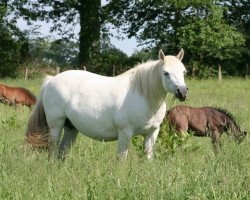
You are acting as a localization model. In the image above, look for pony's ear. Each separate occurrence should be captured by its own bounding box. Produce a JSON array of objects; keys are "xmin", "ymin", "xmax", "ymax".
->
[
  {"xmin": 176, "ymin": 48, "xmax": 184, "ymax": 61},
  {"xmin": 159, "ymin": 49, "xmax": 165, "ymax": 62}
]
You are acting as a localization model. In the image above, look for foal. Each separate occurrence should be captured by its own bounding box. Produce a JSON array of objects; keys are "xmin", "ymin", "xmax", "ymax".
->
[
  {"xmin": 0, "ymin": 84, "xmax": 36, "ymax": 109},
  {"xmin": 166, "ymin": 105, "xmax": 247, "ymax": 153}
]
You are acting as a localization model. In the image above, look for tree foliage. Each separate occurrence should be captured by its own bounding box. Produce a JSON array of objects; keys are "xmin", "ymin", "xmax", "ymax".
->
[
  {"xmin": 0, "ymin": 22, "xmax": 19, "ymax": 77},
  {"xmin": 26, "ymin": 37, "xmax": 79, "ymax": 68},
  {"xmin": 220, "ymin": 0, "xmax": 250, "ymax": 65},
  {"xmin": 45, "ymin": 39, "xmax": 79, "ymax": 67},
  {"xmin": 105, "ymin": 0, "xmax": 247, "ymax": 77},
  {"xmin": 178, "ymin": 6, "xmax": 245, "ymax": 63},
  {"xmin": 105, "ymin": 0, "xmax": 213, "ymax": 52},
  {"xmin": 0, "ymin": 1, "xmax": 29, "ymax": 77}
]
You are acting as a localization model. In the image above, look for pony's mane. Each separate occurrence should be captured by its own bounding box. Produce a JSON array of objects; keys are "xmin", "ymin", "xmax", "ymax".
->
[
  {"xmin": 128, "ymin": 60, "xmax": 166, "ymax": 105},
  {"xmin": 213, "ymin": 107, "xmax": 240, "ymax": 129},
  {"xmin": 20, "ymin": 87, "xmax": 36, "ymax": 100},
  {"xmin": 117, "ymin": 67, "xmax": 137, "ymax": 77}
]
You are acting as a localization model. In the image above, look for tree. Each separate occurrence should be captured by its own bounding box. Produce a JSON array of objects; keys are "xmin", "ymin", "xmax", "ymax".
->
[
  {"xmin": 219, "ymin": 0, "xmax": 250, "ymax": 41},
  {"xmin": 177, "ymin": 6, "xmax": 245, "ymax": 76},
  {"xmin": 45, "ymin": 39, "xmax": 79, "ymax": 68},
  {"xmin": 91, "ymin": 48, "xmax": 129, "ymax": 76},
  {"xmin": 22, "ymin": 37, "xmax": 79, "ymax": 69},
  {"xmin": 13, "ymin": 0, "xmax": 101, "ymax": 68},
  {"xmin": 220, "ymin": 0, "xmax": 250, "ymax": 75},
  {"xmin": 0, "ymin": 0, "xmax": 29, "ymax": 77},
  {"xmin": 89, "ymin": 32, "xmax": 129, "ymax": 76},
  {"xmin": 0, "ymin": 22, "xmax": 19, "ymax": 77},
  {"xmin": 105, "ymin": 0, "xmax": 213, "ymax": 53},
  {"xmin": 106, "ymin": 1, "xmax": 247, "ymax": 76}
]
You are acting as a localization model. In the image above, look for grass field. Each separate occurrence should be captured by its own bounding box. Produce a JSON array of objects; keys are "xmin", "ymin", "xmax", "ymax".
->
[{"xmin": 0, "ymin": 77, "xmax": 249, "ymax": 199}]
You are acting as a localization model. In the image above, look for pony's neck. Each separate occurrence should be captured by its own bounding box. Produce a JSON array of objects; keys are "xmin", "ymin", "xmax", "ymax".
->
[{"xmin": 131, "ymin": 60, "xmax": 166, "ymax": 109}]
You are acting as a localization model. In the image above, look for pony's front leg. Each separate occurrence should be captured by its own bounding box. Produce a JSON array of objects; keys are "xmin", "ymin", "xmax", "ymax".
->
[
  {"xmin": 117, "ymin": 129, "xmax": 132, "ymax": 161},
  {"xmin": 144, "ymin": 127, "xmax": 160, "ymax": 160},
  {"xmin": 211, "ymin": 130, "xmax": 221, "ymax": 154}
]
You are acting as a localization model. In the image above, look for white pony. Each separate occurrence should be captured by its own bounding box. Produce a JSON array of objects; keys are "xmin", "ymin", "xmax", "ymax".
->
[{"xmin": 26, "ymin": 49, "xmax": 188, "ymax": 160}]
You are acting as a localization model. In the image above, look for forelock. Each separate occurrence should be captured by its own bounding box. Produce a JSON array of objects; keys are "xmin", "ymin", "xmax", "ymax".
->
[{"xmin": 163, "ymin": 56, "xmax": 185, "ymax": 72}]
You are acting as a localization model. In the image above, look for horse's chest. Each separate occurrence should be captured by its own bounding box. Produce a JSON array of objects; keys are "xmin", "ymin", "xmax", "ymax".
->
[{"xmin": 117, "ymin": 103, "xmax": 166, "ymax": 135}]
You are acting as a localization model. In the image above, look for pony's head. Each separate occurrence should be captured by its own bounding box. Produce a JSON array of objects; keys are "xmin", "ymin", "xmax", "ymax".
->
[
  {"xmin": 159, "ymin": 49, "xmax": 188, "ymax": 101},
  {"xmin": 240, "ymin": 131, "xmax": 247, "ymax": 143},
  {"xmin": 235, "ymin": 130, "xmax": 247, "ymax": 144}
]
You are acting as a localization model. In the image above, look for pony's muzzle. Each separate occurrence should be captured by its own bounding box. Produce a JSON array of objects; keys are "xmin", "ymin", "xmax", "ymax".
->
[
  {"xmin": 238, "ymin": 131, "xmax": 247, "ymax": 144},
  {"xmin": 176, "ymin": 86, "xmax": 188, "ymax": 101}
]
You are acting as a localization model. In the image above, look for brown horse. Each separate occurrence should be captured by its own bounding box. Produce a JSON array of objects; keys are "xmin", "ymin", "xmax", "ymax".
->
[
  {"xmin": 0, "ymin": 83, "xmax": 36, "ymax": 109},
  {"xmin": 166, "ymin": 105, "xmax": 247, "ymax": 153}
]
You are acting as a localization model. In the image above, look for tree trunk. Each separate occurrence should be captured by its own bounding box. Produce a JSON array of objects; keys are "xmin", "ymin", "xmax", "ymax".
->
[{"xmin": 78, "ymin": 0, "xmax": 101, "ymax": 68}]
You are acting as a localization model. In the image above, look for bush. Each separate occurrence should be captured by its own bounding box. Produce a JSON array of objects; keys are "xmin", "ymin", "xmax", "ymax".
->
[{"xmin": 131, "ymin": 118, "xmax": 190, "ymax": 159}]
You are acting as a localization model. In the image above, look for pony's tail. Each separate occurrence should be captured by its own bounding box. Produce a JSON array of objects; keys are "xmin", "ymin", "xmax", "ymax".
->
[{"xmin": 25, "ymin": 75, "xmax": 53, "ymax": 149}]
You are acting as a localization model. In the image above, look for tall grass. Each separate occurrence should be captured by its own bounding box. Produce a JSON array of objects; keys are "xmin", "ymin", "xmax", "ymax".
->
[{"xmin": 0, "ymin": 78, "xmax": 249, "ymax": 199}]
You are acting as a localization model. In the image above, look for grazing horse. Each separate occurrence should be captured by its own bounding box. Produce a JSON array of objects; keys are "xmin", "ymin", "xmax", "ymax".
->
[
  {"xmin": 26, "ymin": 49, "xmax": 188, "ymax": 160},
  {"xmin": 166, "ymin": 105, "xmax": 247, "ymax": 153},
  {"xmin": 0, "ymin": 84, "xmax": 36, "ymax": 109}
]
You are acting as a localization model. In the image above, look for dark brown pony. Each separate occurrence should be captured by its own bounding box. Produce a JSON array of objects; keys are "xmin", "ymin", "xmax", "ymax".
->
[
  {"xmin": 166, "ymin": 105, "xmax": 247, "ymax": 153},
  {"xmin": 0, "ymin": 83, "xmax": 36, "ymax": 109}
]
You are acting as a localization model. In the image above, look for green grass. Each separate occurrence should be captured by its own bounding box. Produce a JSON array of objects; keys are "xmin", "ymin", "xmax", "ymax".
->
[{"xmin": 0, "ymin": 78, "xmax": 249, "ymax": 199}]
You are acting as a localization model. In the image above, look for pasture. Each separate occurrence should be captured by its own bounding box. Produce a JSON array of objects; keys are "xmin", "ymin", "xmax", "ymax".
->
[{"xmin": 0, "ymin": 77, "xmax": 249, "ymax": 199}]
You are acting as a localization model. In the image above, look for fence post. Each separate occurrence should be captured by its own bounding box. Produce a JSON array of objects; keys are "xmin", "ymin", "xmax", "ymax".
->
[
  {"xmin": 192, "ymin": 67, "xmax": 196, "ymax": 79},
  {"xmin": 246, "ymin": 64, "xmax": 249, "ymax": 79},
  {"xmin": 218, "ymin": 64, "xmax": 222, "ymax": 81},
  {"xmin": 56, "ymin": 67, "xmax": 60, "ymax": 74},
  {"xmin": 113, "ymin": 65, "xmax": 116, "ymax": 76},
  {"xmin": 83, "ymin": 66, "xmax": 86, "ymax": 71},
  {"xmin": 25, "ymin": 68, "xmax": 29, "ymax": 80}
]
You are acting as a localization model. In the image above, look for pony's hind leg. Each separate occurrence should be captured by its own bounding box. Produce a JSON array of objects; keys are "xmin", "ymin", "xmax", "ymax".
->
[
  {"xmin": 47, "ymin": 118, "xmax": 65, "ymax": 158},
  {"xmin": 59, "ymin": 126, "xmax": 78, "ymax": 160}
]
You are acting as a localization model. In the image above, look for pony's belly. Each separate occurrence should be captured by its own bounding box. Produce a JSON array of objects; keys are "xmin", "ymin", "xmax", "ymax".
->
[
  {"xmin": 71, "ymin": 120, "xmax": 118, "ymax": 142},
  {"xmin": 79, "ymin": 127, "xmax": 118, "ymax": 141}
]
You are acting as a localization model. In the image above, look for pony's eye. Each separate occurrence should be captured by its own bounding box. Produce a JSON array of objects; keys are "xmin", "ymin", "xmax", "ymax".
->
[{"xmin": 164, "ymin": 71, "xmax": 169, "ymax": 76}]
